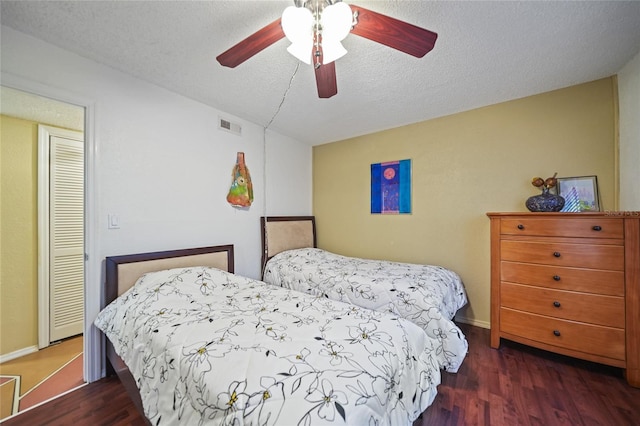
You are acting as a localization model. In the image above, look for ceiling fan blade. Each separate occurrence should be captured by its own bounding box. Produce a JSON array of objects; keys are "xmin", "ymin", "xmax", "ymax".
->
[
  {"xmin": 216, "ymin": 18, "xmax": 285, "ymax": 68},
  {"xmin": 315, "ymin": 62, "xmax": 338, "ymax": 98},
  {"xmin": 349, "ymin": 4, "xmax": 437, "ymax": 58}
]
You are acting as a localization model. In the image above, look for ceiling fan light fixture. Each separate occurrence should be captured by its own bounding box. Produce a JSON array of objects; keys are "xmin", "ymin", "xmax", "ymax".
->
[
  {"xmin": 319, "ymin": 2, "xmax": 352, "ymax": 65},
  {"xmin": 320, "ymin": 40, "xmax": 347, "ymax": 64},
  {"xmin": 286, "ymin": 41, "xmax": 314, "ymax": 64},
  {"xmin": 282, "ymin": 6, "xmax": 314, "ymax": 63},
  {"xmin": 321, "ymin": 2, "xmax": 352, "ymax": 42}
]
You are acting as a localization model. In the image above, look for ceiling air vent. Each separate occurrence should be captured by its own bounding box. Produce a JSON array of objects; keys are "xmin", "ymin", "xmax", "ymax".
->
[{"xmin": 218, "ymin": 117, "xmax": 242, "ymax": 136}]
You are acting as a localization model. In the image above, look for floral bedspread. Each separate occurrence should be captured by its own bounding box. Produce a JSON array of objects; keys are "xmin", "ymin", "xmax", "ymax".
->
[
  {"xmin": 263, "ymin": 248, "xmax": 469, "ymax": 372},
  {"xmin": 95, "ymin": 266, "xmax": 442, "ymax": 426}
]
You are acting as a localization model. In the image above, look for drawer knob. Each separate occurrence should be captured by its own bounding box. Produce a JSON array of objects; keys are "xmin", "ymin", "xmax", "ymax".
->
[
  {"xmin": 592, "ymin": 225, "xmax": 602, "ymax": 231},
  {"xmin": 517, "ymin": 224, "xmax": 525, "ymax": 230},
  {"xmin": 553, "ymin": 330, "xmax": 561, "ymax": 337},
  {"xmin": 553, "ymin": 275, "xmax": 561, "ymax": 281},
  {"xmin": 553, "ymin": 301, "xmax": 561, "ymax": 308},
  {"xmin": 553, "ymin": 252, "xmax": 561, "ymax": 258}
]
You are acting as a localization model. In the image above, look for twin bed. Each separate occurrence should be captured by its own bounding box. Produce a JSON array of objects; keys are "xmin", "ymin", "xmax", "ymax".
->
[{"xmin": 96, "ymin": 216, "xmax": 468, "ymax": 425}]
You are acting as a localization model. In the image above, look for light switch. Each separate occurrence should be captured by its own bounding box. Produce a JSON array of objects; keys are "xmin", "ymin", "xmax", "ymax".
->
[{"xmin": 108, "ymin": 214, "xmax": 120, "ymax": 229}]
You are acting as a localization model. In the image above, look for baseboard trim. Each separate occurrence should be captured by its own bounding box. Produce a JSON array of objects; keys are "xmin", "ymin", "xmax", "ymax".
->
[
  {"xmin": 0, "ymin": 345, "xmax": 39, "ymax": 363},
  {"xmin": 455, "ymin": 316, "xmax": 490, "ymax": 329}
]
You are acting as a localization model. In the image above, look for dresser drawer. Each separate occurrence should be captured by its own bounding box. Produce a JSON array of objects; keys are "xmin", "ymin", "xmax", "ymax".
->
[
  {"xmin": 501, "ymin": 217, "xmax": 623, "ymax": 239},
  {"xmin": 500, "ymin": 282, "xmax": 625, "ymax": 328},
  {"xmin": 500, "ymin": 308, "xmax": 625, "ymax": 361},
  {"xmin": 501, "ymin": 240, "xmax": 624, "ymax": 270},
  {"xmin": 501, "ymin": 262, "xmax": 624, "ymax": 296}
]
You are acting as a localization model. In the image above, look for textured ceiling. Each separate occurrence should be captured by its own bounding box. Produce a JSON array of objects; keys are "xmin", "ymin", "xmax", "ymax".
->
[
  {"xmin": 0, "ymin": 86, "xmax": 85, "ymax": 131},
  {"xmin": 2, "ymin": 1, "xmax": 640, "ymax": 145}
]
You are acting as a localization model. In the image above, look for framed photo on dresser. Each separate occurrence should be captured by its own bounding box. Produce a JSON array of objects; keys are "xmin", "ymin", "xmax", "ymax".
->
[{"xmin": 557, "ymin": 175, "xmax": 600, "ymax": 212}]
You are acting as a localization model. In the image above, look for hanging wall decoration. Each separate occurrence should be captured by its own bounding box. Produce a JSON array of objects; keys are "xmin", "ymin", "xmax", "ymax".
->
[
  {"xmin": 227, "ymin": 152, "xmax": 254, "ymax": 208},
  {"xmin": 371, "ymin": 159, "xmax": 412, "ymax": 214}
]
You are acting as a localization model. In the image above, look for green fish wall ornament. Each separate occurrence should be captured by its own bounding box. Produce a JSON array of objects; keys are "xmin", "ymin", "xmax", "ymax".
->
[{"xmin": 227, "ymin": 152, "xmax": 253, "ymax": 208}]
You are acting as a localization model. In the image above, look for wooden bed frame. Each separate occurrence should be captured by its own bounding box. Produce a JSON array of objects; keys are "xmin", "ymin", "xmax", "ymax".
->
[
  {"xmin": 102, "ymin": 245, "xmax": 234, "ymax": 425},
  {"xmin": 260, "ymin": 216, "xmax": 316, "ymax": 275}
]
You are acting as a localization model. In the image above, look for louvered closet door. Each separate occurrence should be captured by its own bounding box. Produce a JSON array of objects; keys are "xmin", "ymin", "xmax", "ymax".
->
[{"xmin": 49, "ymin": 136, "xmax": 84, "ymax": 342}]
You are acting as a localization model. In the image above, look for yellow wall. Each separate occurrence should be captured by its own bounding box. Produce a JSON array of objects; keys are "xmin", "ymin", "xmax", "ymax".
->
[
  {"xmin": 0, "ymin": 115, "xmax": 39, "ymax": 354},
  {"xmin": 313, "ymin": 78, "xmax": 617, "ymax": 328}
]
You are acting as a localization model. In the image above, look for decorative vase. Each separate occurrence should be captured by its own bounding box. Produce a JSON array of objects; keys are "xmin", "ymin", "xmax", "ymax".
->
[{"xmin": 526, "ymin": 187, "xmax": 565, "ymax": 212}]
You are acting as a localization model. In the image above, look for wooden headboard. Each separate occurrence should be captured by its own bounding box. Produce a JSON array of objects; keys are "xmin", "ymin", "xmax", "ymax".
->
[
  {"xmin": 261, "ymin": 216, "xmax": 316, "ymax": 274},
  {"xmin": 104, "ymin": 245, "xmax": 234, "ymax": 307},
  {"xmin": 102, "ymin": 244, "xmax": 234, "ymax": 425}
]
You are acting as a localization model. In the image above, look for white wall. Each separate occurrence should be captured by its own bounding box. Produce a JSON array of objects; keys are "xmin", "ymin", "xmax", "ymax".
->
[
  {"xmin": 618, "ymin": 51, "xmax": 640, "ymax": 210},
  {"xmin": 1, "ymin": 25, "xmax": 312, "ymax": 380}
]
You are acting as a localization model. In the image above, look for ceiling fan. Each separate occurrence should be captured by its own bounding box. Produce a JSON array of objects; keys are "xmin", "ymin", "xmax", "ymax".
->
[{"xmin": 216, "ymin": 0, "xmax": 437, "ymax": 99}]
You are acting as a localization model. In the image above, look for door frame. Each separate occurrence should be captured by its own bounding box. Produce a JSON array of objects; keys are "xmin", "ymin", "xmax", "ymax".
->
[
  {"xmin": 37, "ymin": 124, "xmax": 85, "ymax": 349},
  {"xmin": 2, "ymin": 72, "xmax": 101, "ymax": 383}
]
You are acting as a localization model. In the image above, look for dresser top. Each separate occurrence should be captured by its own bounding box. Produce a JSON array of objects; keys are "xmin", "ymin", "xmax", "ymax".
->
[{"xmin": 487, "ymin": 211, "xmax": 639, "ymax": 218}]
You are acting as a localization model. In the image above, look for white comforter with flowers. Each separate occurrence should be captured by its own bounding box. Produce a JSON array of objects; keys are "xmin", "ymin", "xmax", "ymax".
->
[
  {"xmin": 95, "ymin": 266, "xmax": 442, "ymax": 426},
  {"xmin": 264, "ymin": 248, "xmax": 469, "ymax": 372}
]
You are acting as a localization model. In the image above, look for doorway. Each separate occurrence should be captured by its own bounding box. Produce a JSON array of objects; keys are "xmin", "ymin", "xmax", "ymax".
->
[{"xmin": 0, "ymin": 85, "xmax": 86, "ymax": 419}]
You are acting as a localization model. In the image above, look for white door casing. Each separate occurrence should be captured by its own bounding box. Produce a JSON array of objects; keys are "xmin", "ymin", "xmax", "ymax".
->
[
  {"xmin": 4, "ymin": 71, "xmax": 100, "ymax": 383},
  {"xmin": 4, "ymin": 72, "xmax": 107, "ymax": 384}
]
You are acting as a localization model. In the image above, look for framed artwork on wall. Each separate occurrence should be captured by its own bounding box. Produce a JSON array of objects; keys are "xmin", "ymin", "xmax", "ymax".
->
[
  {"xmin": 557, "ymin": 175, "xmax": 600, "ymax": 212},
  {"xmin": 371, "ymin": 159, "xmax": 411, "ymax": 214}
]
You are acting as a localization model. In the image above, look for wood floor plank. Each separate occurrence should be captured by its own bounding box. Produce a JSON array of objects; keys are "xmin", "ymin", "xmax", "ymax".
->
[
  {"xmin": 418, "ymin": 324, "xmax": 640, "ymax": 426},
  {"xmin": 4, "ymin": 324, "xmax": 640, "ymax": 425},
  {"xmin": 1, "ymin": 377, "xmax": 145, "ymax": 426}
]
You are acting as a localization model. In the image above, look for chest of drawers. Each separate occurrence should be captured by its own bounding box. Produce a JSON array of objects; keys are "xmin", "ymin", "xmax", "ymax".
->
[{"xmin": 487, "ymin": 212, "xmax": 639, "ymax": 387}]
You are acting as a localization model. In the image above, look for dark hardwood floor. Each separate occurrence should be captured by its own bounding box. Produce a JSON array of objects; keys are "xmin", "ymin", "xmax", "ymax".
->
[
  {"xmin": 416, "ymin": 324, "xmax": 640, "ymax": 426},
  {"xmin": 4, "ymin": 323, "xmax": 638, "ymax": 426}
]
